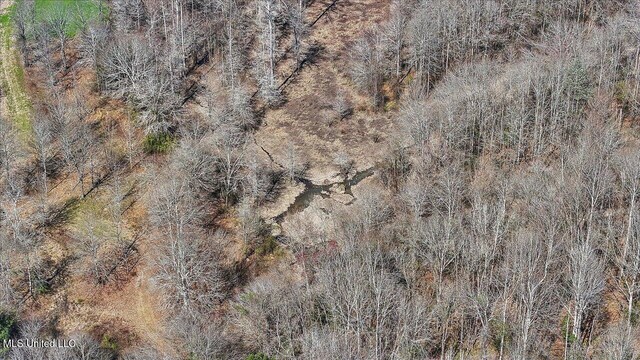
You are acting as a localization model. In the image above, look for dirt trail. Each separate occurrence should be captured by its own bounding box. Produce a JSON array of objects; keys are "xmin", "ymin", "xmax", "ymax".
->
[
  {"xmin": 79, "ymin": 269, "xmax": 173, "ymax": 355},
  {"xmin": 0, "ymin": 0, "xmax": 31, "ymax": 135},
  {"xmin": 132, "ymin": 271, "xmax": 172, "ymax": 353}
]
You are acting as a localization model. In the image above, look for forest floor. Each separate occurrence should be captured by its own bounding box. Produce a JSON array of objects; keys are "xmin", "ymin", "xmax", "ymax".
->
[
  {"xmin": 0, "ymin": 1, "xmax": 168, "ymax": 349},
  {"xmin": 253, "ymin": 0, "xmax": 395, "ymax": 185},
  {"xmin": 5, "ymin": 0, "xmax": 399, "ymax": 352},
  {"xmin": 235, "ymin": 0, "xmax": 397, "ymax": 231}
]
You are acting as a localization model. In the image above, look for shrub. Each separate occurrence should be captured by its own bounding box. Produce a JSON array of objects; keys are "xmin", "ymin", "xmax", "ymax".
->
[
  {"xmin": 100, "ymin": 334, "xmax": 118, "ymax": 351},
  {"xmin": 255, "ymin": 236, "xmax": 278, "ymax": 256},
  {"xmin": 0, "ymin": 312, "xmax": 16, "ymax": 351},
  {"xmin": 143, "ymin": 132, "xmax": 174, "ymax": 154},
  {"xmin": 561, "ymin": 314, "xmax": 577, "ymax": 346}
]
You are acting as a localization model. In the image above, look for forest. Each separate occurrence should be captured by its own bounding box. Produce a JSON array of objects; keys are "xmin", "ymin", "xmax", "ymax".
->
[{"xmin": 0, "ymin": 0, "xmax": 638, "ymax": 359}]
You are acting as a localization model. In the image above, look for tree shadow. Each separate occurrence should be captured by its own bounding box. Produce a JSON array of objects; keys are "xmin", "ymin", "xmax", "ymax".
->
[{"xmin": 40, "ymin": 196, "xmax": 81, "ymax": 230}]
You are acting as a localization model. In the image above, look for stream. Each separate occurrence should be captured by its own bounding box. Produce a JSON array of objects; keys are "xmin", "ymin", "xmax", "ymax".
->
[{"xmin": 273, "ymin": 167, "xmax": 375, "ymax": 223}]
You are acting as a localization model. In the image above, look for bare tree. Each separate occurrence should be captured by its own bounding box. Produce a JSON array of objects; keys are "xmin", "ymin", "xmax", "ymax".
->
[
  {"xmin": 351, "ymin": 30, "xmax": 386, "ymax": 108},
  {"xmin": 227, "ymin": 84, "xmax": 255, "ymax": 130},
  {"xmin": 507, "ymin": 230, "xmax": 559, "ymax": 359},
  {"xmin": 149, "ymin": 170, "xmax": 226, "ymax": 314},
  {"xmin": 60, "ymin": 120, "xmax": 96, "ymax": 198},
  {"xmin": 332, "ymin": 90, "xmax": 353, "ymax": 121},
  {"xmin": 315, "ymin": 242, "xmax": 401, "ymax": 359},
  {"xmin": 99, "ymin": 35, "xmax": 178, "ymax": 134},
  {"xmin": 568, "ymin": 242, "xmax": 605, "ymax": 343},
  {"xmin": 612, "ymin": 210, "xmax": 640, "ymax": 328},
  {"xmin": 112, "ymin": 0, "xmax": 147, "ymax": 31},
  {"xmin": 595, "ymin": 322, "xmax": 639, "ymax": 360},
  {"xmin": 255, "ymin": 0, "xmax": 282, "ymax": 105},
  {"xmin": 44, "ymin": 8, "xmax": 70, "ymax": 69},
  {"xmin": 234, "ymin": 274, "xmax": 310, "ymax": 357},
  {"xmin": 219, "ymin": 0, "xmax": 246, "ymax": 89},
  {"xmin": 212, "ymin": 129, "xmax": 247, "ymax": 204},
  {"xmin": 30, "ymin": 116, "xmax": 54, "ymax": 195},
  {"xmin": 398, "ymin": 98, "xmax": 430, "ymax": 159},
  {"xmin": 383, "ymin": 0, "xmax": 409, "ymax": 78},
  {"xmin": 13, "ymin": 0, "xmax": 34, "ymax": 54},
  {"xmin": 0, "ymin": 240, "xmax": 18, "ymax": 309},
  {"xmin": 409, "ymin": 215, "xmax": 461, "ymax": 302},
  {"xmin": 0, "ymin": 118, "xmax": 23, "ymax": 188},
  {"xmin": 99, "ymin": 36, "xmax": 155, "ymax": 98},
  {"xmin": 79, "ymin": 21, "xmax": 109, "ymax": 73},
  {"xmin": 284, "ymin": 142, "xmax": 303, "ymax": 183},
  {"xmin": 238, "ymin": 197, "xmax": 263, "ymax": 246},
  {"xmin": 170, "ymin": 312, "xmax": 230, "ymax": 359},
  {"xmin": 33, "ymin": 22, "xmax": 57, "ymax": 88},
  {"xmin": 285, "ymin": 0, "xmax": 309, "ymax": 69},
  {"xmin": 333, "ymin": 151, "xmax": 354, "ymax": 179}
]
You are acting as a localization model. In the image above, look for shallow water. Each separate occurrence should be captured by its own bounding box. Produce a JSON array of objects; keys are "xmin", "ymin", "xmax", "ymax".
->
[{"xmin": 274, "ymin": 167, "xmax": 375, "ymax": 223}]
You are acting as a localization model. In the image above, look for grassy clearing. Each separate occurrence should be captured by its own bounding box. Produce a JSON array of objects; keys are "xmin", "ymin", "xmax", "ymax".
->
[
  {"xmin": 0, "ymin": 2, "xmax": 31, "ymax": 137},
  {"xmin": 31, "ymin": 0, "xmax": 105, "ymax": 37},
  {"xmin": 71, "ymin": 195, "xmax": 118, "ymax": 240}
]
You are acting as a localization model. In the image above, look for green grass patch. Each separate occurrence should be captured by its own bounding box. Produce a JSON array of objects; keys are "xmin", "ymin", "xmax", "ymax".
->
[
  {"xmin": 34, "ymin": 277, "xmax": 52, "ymax": 295},
  {"xmin": 30, "ymin": 0, "xmax": 105, "ymax": 37},
  {"xmin": 490, "ymin": 318, "xmax": 512, "ymax": 352},
  {"xmin": 0, "ymin": 10, "xmax": 11, "ymax": 27},
  {"xmin": 143, "ymin": 132, "xmax": 175, "ymax": 154}
]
